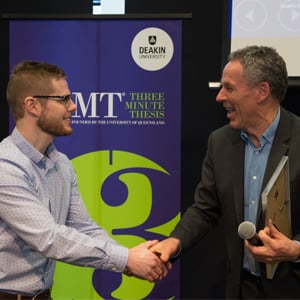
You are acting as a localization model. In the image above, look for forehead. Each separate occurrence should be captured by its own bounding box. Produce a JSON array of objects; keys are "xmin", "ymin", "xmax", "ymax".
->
[
  {"xmin": 221, "ymin": 60, "xmax": 246, "ymax": 85},
  {"xmin": 51, "ymin": 77, "xmax": 69, "ymax": 90}
]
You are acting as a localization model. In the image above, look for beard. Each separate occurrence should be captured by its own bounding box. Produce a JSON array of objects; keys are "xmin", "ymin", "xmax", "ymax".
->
[{"xmin": 37, "ymin": 110, "xmax": 73, "ymax": 137}]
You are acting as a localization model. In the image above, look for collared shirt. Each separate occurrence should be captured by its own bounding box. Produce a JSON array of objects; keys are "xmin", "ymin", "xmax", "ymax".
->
[
  {"xmin": 241, "ymin": 109, "xmax": 280, "ymax": 274},
  {"xmin": 0, "ymin": 128, "xmax": 128, "ymax": 296}
]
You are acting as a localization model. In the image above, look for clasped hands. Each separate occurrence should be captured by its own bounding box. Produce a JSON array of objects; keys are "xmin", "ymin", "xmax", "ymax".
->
[{"xmin": 125, "ymin": 238, "xmax": 179, "ymax": 282}]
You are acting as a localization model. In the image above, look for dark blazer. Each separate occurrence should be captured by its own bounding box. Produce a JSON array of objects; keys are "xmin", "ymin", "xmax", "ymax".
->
[{"xmin": 171, "ymin": 106, "xmax": 300, "ymax": 298}]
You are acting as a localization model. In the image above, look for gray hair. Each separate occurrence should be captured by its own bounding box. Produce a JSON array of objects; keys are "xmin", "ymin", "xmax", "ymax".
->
[{"xmin": 229, "ymin": 45, "xmax": 288, "ymax": 102}]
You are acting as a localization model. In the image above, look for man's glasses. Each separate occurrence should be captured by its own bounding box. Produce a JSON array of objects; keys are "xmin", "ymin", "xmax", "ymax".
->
[{"xmin": 33, "ymin": 95, "xmax": 73, "ymax": 105}]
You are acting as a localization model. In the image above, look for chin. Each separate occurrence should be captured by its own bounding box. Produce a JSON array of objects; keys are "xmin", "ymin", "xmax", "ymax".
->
[
  {"xmin": 61, "ymin": 128, "xmax": 73, "ymax": 136},
  {"xmin": 228, "ymin": 121, "xmax": 239, "ymax": 129}
]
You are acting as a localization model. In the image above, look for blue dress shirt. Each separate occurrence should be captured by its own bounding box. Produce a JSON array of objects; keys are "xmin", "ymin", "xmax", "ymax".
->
[
  {"xmin": 0, "ymin": 128, "xmax": 128, "ymax": 295},
  {"xmin": 241, "ymin": 109, "xmax": 280, "ymax": 274}
]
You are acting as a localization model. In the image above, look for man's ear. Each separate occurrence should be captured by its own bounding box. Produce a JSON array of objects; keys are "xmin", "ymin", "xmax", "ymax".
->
[
  {"xmin": 257, "ymin": 81, "xmax": 270, "ymax": 103},
  {"xmin": 23, "ymin": 96, "xmax": 41, "ymax": 116}
]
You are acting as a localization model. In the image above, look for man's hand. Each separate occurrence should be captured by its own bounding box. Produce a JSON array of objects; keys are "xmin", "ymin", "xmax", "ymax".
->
[
  {"xmin": 246, "ymin": 219, "xmax": 300, "ymax": 263},
  {"xmin": 125, "ymin": 240, "xmax": 169, "ymax": 282},
  {"xmin": 149, "ymin": 237, "xmax": 180, "ymax": 265}
]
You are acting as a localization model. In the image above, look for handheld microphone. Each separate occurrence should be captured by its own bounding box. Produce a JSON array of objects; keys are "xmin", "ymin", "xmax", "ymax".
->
[{"xmin": 238, "ymin": 221, "xmax": 263, "ymax": 246}]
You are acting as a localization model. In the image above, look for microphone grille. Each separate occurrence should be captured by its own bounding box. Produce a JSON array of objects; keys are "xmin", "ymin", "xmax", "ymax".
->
[{"xmin": 238, "ymin": 221, "xmax": 256, "ymax": 239}]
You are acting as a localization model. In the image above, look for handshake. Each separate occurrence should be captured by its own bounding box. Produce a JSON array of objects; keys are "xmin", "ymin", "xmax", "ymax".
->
[{"xmin": 124, "ymin": 237, "xmax": 180, "ymax": 282}]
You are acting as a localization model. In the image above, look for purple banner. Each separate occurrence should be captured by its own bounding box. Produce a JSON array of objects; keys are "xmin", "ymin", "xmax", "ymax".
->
[{"xmin": 10, "ymin": 19, "xmax": 182, "ymax": 299}]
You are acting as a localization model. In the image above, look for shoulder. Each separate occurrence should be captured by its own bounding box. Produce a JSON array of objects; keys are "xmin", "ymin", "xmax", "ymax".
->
[
  {"xmin": 0, "ymin": 137, "xmax": 35, "ymax": 184},
  {"xmin": 278, "ymin": 107, "xmax": 300, "ymax": 140},
  {"xmin": 0, "ymin": 135, "xmax": 24, "ymax": 162},
  {"xmin": 209, "ymin": 124, "xmax": 240, "ymax": 144},
  {"xmin": 280, "ymin": 106, "xmax": 300, "ymax": 123}
]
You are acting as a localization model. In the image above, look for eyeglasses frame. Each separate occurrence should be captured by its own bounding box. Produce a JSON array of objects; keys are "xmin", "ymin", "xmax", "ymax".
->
[{"xmin": 33, "ymin": 95, "xmax": 73, "ymax": 105}]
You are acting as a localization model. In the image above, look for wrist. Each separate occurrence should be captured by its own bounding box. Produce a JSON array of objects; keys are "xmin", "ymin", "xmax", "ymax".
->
[
  {"xmin": 169, "ymin": 237, "xmax": 181, "ymax": 258},
  {"xmin": 293, "ymin": 240, "xmax": 300, "ymax": 262}
]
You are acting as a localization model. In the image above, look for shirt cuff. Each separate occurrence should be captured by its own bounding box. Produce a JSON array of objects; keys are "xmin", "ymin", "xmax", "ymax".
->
[{"xmin": 293, "ymin": 240, "xmax": 300, "ymax": 263}]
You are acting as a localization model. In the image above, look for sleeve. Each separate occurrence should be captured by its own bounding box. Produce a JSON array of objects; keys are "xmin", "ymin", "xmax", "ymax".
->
[
  {"xmin": 0, "ymin": 155, "xmax": 128, "ymax": 272},
  {"xmin": 170, "ymin": 132, "xmax": 221, "ymax": 249}
]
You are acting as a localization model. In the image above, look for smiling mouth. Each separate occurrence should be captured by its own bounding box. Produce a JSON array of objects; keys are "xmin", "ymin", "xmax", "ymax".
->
[
  {"xmin": 224, "ymin": 107, "xmax": 236, "ymax": 120},
  {"xmin": 224, "ymin": 107, "xmax": 235, "ymax": 113},
  {"xmin": 63, "ymin": 118, "xmax": 72, "ymax": 125}
]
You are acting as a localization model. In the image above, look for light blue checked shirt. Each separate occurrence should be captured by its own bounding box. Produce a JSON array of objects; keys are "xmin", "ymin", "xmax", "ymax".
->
[{"xmin": 0, "ymin": 128, "xmax": 128, "ymax": 295}]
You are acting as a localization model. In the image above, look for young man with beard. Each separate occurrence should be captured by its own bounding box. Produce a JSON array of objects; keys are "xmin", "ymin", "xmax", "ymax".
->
[{"xmin": 0, "ymin": 61, "xmax": 169, "ymax": 300}]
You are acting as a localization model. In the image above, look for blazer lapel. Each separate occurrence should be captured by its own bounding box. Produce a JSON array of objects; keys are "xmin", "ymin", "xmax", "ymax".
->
[
  {"xmin": 256, "ymin": 106, "xmax": 290, "ymax": 229},
  {"xmin": 230, "ymin": 132, "xmax": 245, "ymax": 224}
]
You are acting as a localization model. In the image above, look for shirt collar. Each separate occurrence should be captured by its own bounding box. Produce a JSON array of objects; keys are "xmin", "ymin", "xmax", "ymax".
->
[
  {"xmin": 11, "ymin": 127, "xmax": 58, "ymax": 167},
  {"xmin": 241, "ymin": 108, "xmax": 281, "ymax": 145}
]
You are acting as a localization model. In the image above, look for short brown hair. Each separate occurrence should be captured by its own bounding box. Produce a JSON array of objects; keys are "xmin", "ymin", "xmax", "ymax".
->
[{"xmin": 7, "ymin": 60, "xmax": 67, "ymax": 120}]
